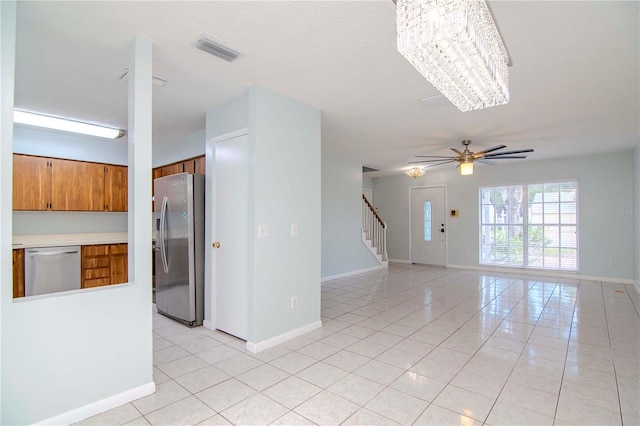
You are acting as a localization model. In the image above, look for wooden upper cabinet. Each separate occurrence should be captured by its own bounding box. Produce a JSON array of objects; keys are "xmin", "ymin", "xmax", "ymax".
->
[
  {"xmin": 50, "ymin": 159, "xmax": 105, "ymax": 211},
  {"xmin": 183, "ymin": 159, "xmax": 196, "ymax": 174},
  {"xmin": 105, "ymin": 165, "xmax": 128, "ymax": 211},
  {"xmin": 194, "ymin": 156, "xmax": 206, "ymax": 174},
  {"xmin": 13, "ymin": 154, "xmax": 50, "ymax": 210},
  {"xmin": 160, "ymin": 163, "xmax": 184, "ymax": 177}
]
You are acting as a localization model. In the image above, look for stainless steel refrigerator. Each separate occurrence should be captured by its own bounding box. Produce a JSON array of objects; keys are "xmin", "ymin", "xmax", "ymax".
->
[{"xmin": 154, "ymin": 173, "xmax": 205, "ymax": 327}]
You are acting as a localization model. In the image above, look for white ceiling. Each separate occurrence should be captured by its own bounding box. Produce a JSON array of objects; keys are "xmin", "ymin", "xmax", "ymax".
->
[{"xmin": 14, "ymin": 1, "xmax": 639, "ymax": 175}]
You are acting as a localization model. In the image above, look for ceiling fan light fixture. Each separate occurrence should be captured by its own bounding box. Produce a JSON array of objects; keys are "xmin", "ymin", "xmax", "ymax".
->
[
  {"xmin": 460, "ymin": 161, "xmax": 474, "ymax": 175},
  {"xmin": 13, "ymin": 110, "xmax": 125, "ymax": 139},
  {"xmin": 405, "ymin": 166, "xmax": 426, "ymax": 179},
  {"xmin": 396, "ymin": 0, "xmax": 511, "ymax": 112}
]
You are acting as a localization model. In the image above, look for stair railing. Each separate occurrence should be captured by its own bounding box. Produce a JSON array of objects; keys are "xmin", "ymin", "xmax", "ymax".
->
[{"xmin": 362, "ymin": 194, "xmax": 387, "ymax": 258}]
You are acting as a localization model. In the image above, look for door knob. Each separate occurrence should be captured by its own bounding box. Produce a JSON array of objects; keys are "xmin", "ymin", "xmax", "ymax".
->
[
  {"xmin": 212, "ymin": 241, "xmax": 221, "ymax": 248},
  {"xmin": 440, "ymin": 229, "xmax": 445, "ymax": 233}
]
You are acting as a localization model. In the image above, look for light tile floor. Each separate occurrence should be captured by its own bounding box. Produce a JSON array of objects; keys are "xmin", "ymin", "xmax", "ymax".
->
[{"xmin": 80, "ymin": 264, "xmax": 640, "ymax": 425}]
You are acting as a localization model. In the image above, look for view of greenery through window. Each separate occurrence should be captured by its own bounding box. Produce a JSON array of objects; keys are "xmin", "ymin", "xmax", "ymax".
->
[{"xmin": 480, "ymin": 182, "xmax": 578, "ymax": 270}]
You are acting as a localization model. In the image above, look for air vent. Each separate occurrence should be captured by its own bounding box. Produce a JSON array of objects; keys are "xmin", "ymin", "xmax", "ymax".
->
[{"xmin": 194, "ymin": 34, "xmax": 241, "ymax": 62}]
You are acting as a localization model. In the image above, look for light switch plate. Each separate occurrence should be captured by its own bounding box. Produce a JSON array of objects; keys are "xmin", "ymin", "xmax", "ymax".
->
[
  {"xmin": 258, "ymin": 224, "xmax": 270, "ymax": 239},
  {"xmin": 291, "ymin": 224, "xmax": 298, "ymax": 237}
]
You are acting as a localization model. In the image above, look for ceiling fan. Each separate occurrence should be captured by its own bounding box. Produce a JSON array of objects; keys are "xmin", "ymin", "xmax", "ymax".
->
[{"xmin": 409, "ymin": 140, "xmax": 534, "ymax": 175}]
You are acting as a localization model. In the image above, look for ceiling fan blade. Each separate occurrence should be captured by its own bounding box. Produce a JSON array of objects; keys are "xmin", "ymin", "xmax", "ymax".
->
[
  {"xmin": 408, "ymin": 160, "xmax": 456, "ymax": 166},
  {"xmin": 475, "ymin": 145, "xmax": 506, "ymax": 155},
  {"xmin": 414, "ymin": 155, "xmax": 456, "ymax": 158},
  {"xmin": 485, "ymin": 148, "xmax": 534, "ymax": 157},
  {"xmin": 482, "ymin": 155, "xmax": 528, "ymax": 159},
  {"xmin": 450, "ymin": 148, "xmax": 464, "ymax": 156},
  {"xmin": 476, "ymin": 159, "xmax": 496, "ymax": 165},
  {"xmin": 409, "ymin": 158, "xmax": 456, "ymax": 163}
]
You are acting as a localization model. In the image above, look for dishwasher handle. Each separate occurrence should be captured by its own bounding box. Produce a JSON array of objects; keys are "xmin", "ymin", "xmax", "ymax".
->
[{"xmin": 27, "ymin": 250, "xmax": 79, "ymax": 256}]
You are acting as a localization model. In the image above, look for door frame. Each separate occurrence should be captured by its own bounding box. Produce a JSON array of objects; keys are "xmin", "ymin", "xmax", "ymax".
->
[
  {"xmin": 408, "ymin": 185, "xmax": 448, "ymax": 265},
  {"xmin": 204, "ymin": 127, "xmax": 249, "ymax": 332}
]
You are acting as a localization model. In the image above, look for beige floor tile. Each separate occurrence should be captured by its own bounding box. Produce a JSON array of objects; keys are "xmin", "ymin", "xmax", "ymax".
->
[
  {"xmin": 262, "ymin": 376, "xmax": 322, "ymax": 409},
  {"xmin": 327, "ymin": 374, "xmax": 385, "ymax": 405},
  {"xmin": 76, "ymin": 403, "xmax": 141, "ymax": 425},
  {"xmin": 236, "ymin": 364, "xmax": 290, "ymax": 391},
  {"xmin": 145, "ymin": 396, "xmax": 215, "ymax": 426},
  {"xmin": 365, "ymin": 387, "xmax": 429, "ymax": 424},
  {"xmin": 195, "ymin": 378, "xmax": 256, "ymax": 412},
  {"xmin": 294, "ymin": 390, "xmax": 359, "ymax": 426},
  {"xmin": 174, "ymin": 365, "xmax": 230, "ymax": 393},
  {"xmin": 220, "ymin": 394, "xmax": 288, "ymax": 425}
]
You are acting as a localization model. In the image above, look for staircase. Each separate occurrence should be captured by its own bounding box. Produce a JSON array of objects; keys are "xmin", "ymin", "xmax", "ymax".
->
[{"xmin": 362, "ymin": 194, "xmax": 388, "ymax": 266}]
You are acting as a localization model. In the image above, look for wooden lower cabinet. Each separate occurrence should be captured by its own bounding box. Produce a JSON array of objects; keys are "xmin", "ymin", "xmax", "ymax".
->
[
  {"xmin": 109, "ymin": 244, "xmax": 128, "ymax": 285},
  {"xmin": 81, "ymin": 243, "xmax": 128, "ymax": 288},
  {"xmin": 13, "ymin": 248, "xmax": 25, "ymax": 298}
]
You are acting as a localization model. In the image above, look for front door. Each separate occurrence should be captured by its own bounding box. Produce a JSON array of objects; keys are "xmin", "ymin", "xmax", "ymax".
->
[
  {"xmin": 212, "ymin": 131, "xmax": 249, "ymax": 340},
  {"xmin": 410, "ymin": 186, "xmax": 446, "ymax": 265}
]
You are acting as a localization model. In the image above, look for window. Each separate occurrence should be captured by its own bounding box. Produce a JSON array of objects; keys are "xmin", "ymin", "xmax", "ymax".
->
[
  {"xmin": 480, "ymin": 181, "xmax": 578, "ymax": 271},
  {"xmin": 424, "ymin": 201, "xmax": 432, "ymax": 241}
]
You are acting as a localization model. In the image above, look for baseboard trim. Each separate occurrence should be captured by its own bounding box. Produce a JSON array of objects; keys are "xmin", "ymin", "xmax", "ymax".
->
[
  {"xmin": 389, "ymin": 259, "xmax": 411, "ymax": 264},
  {"xmin": 446, "ymin": 263, "xmax": 636, "ymax": 284},
  {"xmin": 203, "ymin": 319, "xmax": 213, "ymax": 330},
  {"xmin": 246, "ymin": 320, "xmax": 323, "ymax": 353},
  {"xmin": 37, "ymin": 381, "xmax": 156, "ymax": 425},
  {"xmin": 321, "ymin": 264, "xmax": 387, "ymax": 282}
]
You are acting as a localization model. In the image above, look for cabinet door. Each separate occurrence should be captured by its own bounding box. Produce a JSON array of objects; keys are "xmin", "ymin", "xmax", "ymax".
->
[
  {"xmin": 105, "ymin": 165, "xmax": 128, "ymax": 211},
  {"xmin": 13, "ymin": 249, "xmax": 25, "ymax": 298},
  {"xmin": 51, "ymin": 159, "xmax": 105, "ymax": 211},
  {"xmin": 194, "ymin": 156, "xmax": 206, "ymax": 175},
  {"xmin": 183, "ymin": 159, "xmax": 195, "ymax": 174},
  {"xmin": 161, "ymin": 163, "xmax": 184, "ymax": 177},
  {"xmin": 110, "ymin": 244, "xmax": 128, "ymax": 285},
  {"xmin": 81, "ymin": 245, "xmax": 110, "ymax": 288},
  {"xmin": 13, "ymin": 154, "xmax": 50, "ymax": 210}
]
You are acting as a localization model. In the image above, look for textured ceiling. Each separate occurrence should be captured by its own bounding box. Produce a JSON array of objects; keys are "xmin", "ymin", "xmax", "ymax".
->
[{"xmin": 14, "ymin": 1, "xmax": 640, "ymax": 175}]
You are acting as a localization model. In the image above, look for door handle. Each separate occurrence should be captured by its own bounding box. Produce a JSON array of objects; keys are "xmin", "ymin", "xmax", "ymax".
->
[
  {"xmin": 440, "ymin": 229, "xmax": 445, "ymax": 233},
  {"xmin": 212, "ymin": 241, "xmax": 221, "ymax": 248}
]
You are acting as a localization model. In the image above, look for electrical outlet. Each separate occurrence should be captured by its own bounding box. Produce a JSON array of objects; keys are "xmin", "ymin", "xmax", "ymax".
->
[
  {"xmin": 290, "ymin": 296, "xmax": 298, "ymax": 309},
  {"xmin": 291, "ymin": 224, "xmax": 298, "ymax": 237},
  {"xmin": 610, "ymin": 260, "xmax": 617, "ymax": 268}
]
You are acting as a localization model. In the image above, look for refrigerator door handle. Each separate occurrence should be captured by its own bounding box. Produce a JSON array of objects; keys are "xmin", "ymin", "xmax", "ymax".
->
[{"xmin": 160, "ymin": 195, "xmax": 170, "ymax": 273}]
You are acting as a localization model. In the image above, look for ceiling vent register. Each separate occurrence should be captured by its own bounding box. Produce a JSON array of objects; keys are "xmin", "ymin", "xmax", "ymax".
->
[{"xmin": 194, "ymin": 35, "xmax": 241, "ymax": 62}]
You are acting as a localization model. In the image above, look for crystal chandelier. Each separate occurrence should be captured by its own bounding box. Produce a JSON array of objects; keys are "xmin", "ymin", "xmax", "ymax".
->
[
  {"xmin": 397, "ymin": 0, "xmax": 511, "ymax": 112},
  {"xmin": 405, "ymin": 166, "xmax": 426, "ymax": 179}
]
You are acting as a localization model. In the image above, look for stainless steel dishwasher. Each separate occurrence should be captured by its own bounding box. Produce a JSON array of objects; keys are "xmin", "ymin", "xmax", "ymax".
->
[{"xmin": 25, "ymin": 246, "xmax": 81, "ymax": 296}]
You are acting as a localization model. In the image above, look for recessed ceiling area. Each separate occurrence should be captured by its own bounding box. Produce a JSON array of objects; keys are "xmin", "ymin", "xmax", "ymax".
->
[{"xmin": 13, "ymin": 1, "xmax": 639, "ymax": 175}]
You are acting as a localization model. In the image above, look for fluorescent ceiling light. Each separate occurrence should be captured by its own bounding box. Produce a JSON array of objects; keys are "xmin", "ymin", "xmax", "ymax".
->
[
  {"xmin": 13, "ymin": 110, "xmax": 125, "ymax": 139},
  {"xmin": 397, "ymin": 0, "xmax": 511, "ymax": 112}
]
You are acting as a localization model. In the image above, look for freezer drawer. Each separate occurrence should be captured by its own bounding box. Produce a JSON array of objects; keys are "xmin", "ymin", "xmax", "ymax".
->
[{"xmin": 25, "ymin": 246, "xmax": 81, "ymax": 296}]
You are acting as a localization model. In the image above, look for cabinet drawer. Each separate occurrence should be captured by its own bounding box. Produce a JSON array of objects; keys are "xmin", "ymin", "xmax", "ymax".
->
[
  {"xmin": 82, "ymin": 245, "xmax": 109, "ymax": 256},
  {"xmin": 83, "ymin": 278, "xmax": 110, "ymax": 288},
  {"xmin": 83, "ymin": 257, "xmax": 110, "ymax": 269},
  {"xmin": 110, "ymin": 244, "xmax": 128, "ymax": 255},
  {"xmin": 83, "ymin": 267, "xmax": 110, "ymax": 279}
]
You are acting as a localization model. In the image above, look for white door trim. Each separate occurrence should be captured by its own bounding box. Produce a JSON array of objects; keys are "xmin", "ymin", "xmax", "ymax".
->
[{"xmin": 409, "ymin": 185, "xmax": 447, "ymax": 265}]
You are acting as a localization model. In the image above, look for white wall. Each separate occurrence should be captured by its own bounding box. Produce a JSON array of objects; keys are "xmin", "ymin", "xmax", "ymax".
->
[
  {"xmin": 322, "ymin": 156, "xmax": 380, "ymax": 278},
  {"xmin": 152, "ymin": 129, "xmax": 205, "ymax": 168},
  {"xmin": 205, "ymin": 86, "xmax": 321, "ymax": 346},
  {"xmin": 635, "ymin": 140, "xmax": 640, "ymax": 291},
  {"xmin": 374, "ymin": 151, "xmax": 635, "ymax": 281},
  {"xmin": 0, "ymin": 28, "xmax": 154, "ymax": 425}
]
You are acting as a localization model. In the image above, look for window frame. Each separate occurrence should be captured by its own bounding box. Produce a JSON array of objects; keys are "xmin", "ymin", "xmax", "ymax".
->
[{"xmin": 479, "ymin": 180, "xmax": 579, "ymax": 272}]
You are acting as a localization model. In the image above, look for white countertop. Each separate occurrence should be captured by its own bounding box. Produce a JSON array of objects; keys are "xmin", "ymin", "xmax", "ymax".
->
[{"xmin": 13, "ymin": 232, "xmax": 129, "ymax": 249}]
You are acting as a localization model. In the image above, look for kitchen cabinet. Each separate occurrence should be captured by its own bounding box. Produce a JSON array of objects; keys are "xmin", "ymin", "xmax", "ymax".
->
[
  {"xmin": 195, "ymin": 156, "xmax": 206, "ymax": 174},
  {"xmin": 105, "ymin": 165, "xmax": 128, "ymax": 211},
  {"xmin": 50, "ymin": 158, "xmax": 104, "ymax": 211},
  {"xmin": 13, "ymin": 248, "xmax": 25, "ymax": 298},
  {"xmin": 81, "ymin": 243, "xmax": 128, "ymax": 288},
  {"xmin": 109, "ymin": 244, "xmax": 128, "ymax": 285},
  {"xmin": 12, "ymin": 154, "xmax": 127, "ymax": 212},
  {"xmin": 13, "ymin": 155, "xmax": 50, "ymax": 210}
]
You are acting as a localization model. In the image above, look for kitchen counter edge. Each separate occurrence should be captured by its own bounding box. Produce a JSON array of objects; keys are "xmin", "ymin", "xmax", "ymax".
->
[{"xmin": 13, "ymin": 232, "xmax": 129, "ymax": 249}]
